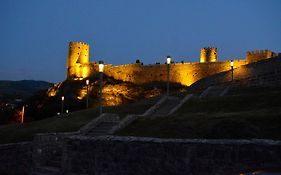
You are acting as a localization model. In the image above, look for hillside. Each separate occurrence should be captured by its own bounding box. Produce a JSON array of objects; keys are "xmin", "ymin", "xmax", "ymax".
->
[
  {"xmin": 116, "ymin": 86, "xmax": 281, "ymax": 139},
  {"xmin": 0, "ymin": 85, "xmax": 281, "ymax": 144},
  {"xmin": 0, "ymin": 96, "xmax": 160, "ymax": 144},
  {"xmin": 0, "ymin": 80, "xmax": 53, "ymax": 100}
]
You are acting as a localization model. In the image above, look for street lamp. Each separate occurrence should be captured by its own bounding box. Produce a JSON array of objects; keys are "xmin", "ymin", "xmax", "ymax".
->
[
  {"xmin": 230, "ymin": 60, "xmax": 234, "ymax": 82},
  {"xmin": 61, "ymin": 96, "xmax": 64, "ymax": 114},
  {"xmin": 99, "ymin": 61, "xmax": 104, "ymax": 115},
  {"xmin": 166, "ymin": 56, "xmax": 172, "ymax": 96},
  {"xmin": 86, "ymin": 79, "xmax": 89, "ymax": 109}
]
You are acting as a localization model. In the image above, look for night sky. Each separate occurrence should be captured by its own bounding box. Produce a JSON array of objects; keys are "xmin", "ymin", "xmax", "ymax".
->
[{"xmin": 1, "ymin": 0, "xmax": 281, "ymax": 83}]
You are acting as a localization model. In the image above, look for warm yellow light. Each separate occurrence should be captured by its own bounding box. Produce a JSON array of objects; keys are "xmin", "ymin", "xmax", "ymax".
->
[
  {"xmin": 231, "ymin": 60, "xmax": 234, "ymax": 67},
  {"xmin": 99, "ymin": 61, "xmax": 104, "ymax": 72},
  {"xmin": 86, "ymin": 79, "xmax": 89, "ymax": 85},
  {"xmin": 61, "ymin": 96, "xmax": 64, "ymax": 101},
  {"xmin": 166, "ymin": 56, "xmax": 172, "ymax": 64},
  {"xmin": 80, "ymin": 65, "xmax": 90, "ymax": 79},
  {"xmin": 77, "ymin": 88, "xmax": 87, "ymax": 100}
]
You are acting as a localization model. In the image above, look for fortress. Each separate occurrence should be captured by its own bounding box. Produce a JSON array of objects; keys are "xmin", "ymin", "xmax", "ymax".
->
[{"xmin": 66, "ymin": 41, "xmax": 277, "ymax": 86}]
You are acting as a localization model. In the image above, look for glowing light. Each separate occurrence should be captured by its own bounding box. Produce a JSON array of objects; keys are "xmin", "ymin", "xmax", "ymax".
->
[
  {"xmin": 47, "ymin": 83, "xmax": 62, "ymax": 97},
  {"xmin": 86, "ymin": 79, "xmax": 89, "ymax": 85},
  {"xmin": 77, "ymin": 88, "xmax": 87, "ymax": 100},
  {"xmin": 61, "ymin": 96, "xmax": 64, "ymax": 101},
  {"xmin": 166, "ymin": 56, "xmax": 172, "ymax": 64},
  {"xmin": 21, "ymin": 106, "xmax": 25, "ymax": 124},
  {"xmin": 231, "ymin": 60, "xmax": 234, "ymax": 67},
  {"xmin": 99, "ymin": 61, "xmax": 104, "ymax": 72},
  {"xmin": 81, "ymin": 66, "xmax": 90, "ymax": 78}
]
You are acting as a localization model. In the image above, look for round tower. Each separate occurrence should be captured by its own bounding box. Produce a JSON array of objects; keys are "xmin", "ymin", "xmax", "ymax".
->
[
  {"xmin": 67, "ymin": 42, "xmax": 90, "ymax": 79},
  {"xmin": 200, "ymin": 47, "xmax": 218, "ymax": 63}
]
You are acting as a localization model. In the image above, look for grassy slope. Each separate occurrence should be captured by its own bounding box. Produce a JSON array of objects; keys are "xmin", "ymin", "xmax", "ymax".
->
[
  {"xmin": 117, "ymin": 86, "xmax": 281, "ymax": 140},
  {"xmin": 0, "ymin": 96, "xmax": 160, "ymax": 144},
  {"xmin": 1, "ymin": 86, "xmax": 280, "ymax": 143}
]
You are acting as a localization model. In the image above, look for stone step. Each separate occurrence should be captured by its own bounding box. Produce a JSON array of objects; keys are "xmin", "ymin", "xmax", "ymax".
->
[
  {"xmin": 84, "ymin": 120, "xmax": 120, "ymax": 136},
  {"xmin": 89, "ymin": 122, "xmax": 119, "ymax": 130},
  {"xmin": 200, "ymin": 86, "xmax": 229, "ymax": 98},
  {"xmin": 152, "ymin": 98, "xmax": 181, "ymax": 116}
]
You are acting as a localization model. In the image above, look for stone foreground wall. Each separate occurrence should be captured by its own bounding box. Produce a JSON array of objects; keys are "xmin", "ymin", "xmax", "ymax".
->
[
  {"xmin": 62, "ymin": 136, "xmax": 281, "ymax": 175},
  {"xmin": 0, "ymin": 142, "xmax": 32, "ymax": 175}
]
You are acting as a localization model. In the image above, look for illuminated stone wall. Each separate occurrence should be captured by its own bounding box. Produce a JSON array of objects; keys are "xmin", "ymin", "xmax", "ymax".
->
[
  {"xmin": 200, "ymin": 47, "xmax": 218, "ymax": 63},
  {"xmin": 191, "ymin": 55, "xmax": 281, "ymax": 90},
  {"xmin": 246, "ymin": 50, "xmax": 276, "ymax": 63},
  {"xmin": 67, "ymin": 42, "xmax": 91, "ymax": 79},
  {"xmin": 65, "ymin": 42, "xmax": 278, "ymax": 86},
  {"xmin": 103, "ymin": 60, "xmax": 247, "ymax": 86}
]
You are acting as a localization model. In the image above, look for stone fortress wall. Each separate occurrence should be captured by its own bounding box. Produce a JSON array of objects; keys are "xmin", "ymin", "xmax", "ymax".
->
[
  {"xmin": 103, "ymin": 60, "xmax": 247, "ymax": 86},
  {"xmin": 246, "ymin": 50, "xmax": 276, "ymax": 63},
  {"xmin": 66, "ymin": 41, "xmax": 277, "ymax": 86}
]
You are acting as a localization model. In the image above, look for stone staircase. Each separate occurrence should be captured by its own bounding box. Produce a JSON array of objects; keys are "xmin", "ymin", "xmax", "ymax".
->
[
  {"xmin": 80, "ymin": 113, "xmax": 121, "ymax": 137},
  {"xmin": 199, "ymin": 85, "xmax": 230, "ymax": 98},
  {"xmin": 150, "ymin": 96, "xmax": 181, "ymax": 117},
  {"xmin": 86, "ymin": 120, "xmax": 120, "ymax": 136}
]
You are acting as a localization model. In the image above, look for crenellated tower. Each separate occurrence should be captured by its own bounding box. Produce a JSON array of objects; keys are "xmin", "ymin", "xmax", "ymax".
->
[
  {"xmin": 200, "ymin": 47, "xmax": 218, "ymax": 63},
  {"xmin": 67, "ymin": 41, "xmax": 91, "ymax": 79}
]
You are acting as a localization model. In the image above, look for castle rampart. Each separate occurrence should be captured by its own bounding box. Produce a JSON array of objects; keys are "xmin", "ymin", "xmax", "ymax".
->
[
  {"xmin": 246, "ymin": 50, "xmax": 276, "ymax": 63},
  {"xmin": 103, "ymin": 60, "xmax": 247, "ymax": 86},
  {"xmin": 66, "ymin": 41, "xmax": 276, "ymax": 86}
]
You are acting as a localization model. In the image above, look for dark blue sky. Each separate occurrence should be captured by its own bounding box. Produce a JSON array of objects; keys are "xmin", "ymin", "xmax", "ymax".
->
[{"xmin": 1, "ymin": 0, "xmax": 281, "ymax": 83}]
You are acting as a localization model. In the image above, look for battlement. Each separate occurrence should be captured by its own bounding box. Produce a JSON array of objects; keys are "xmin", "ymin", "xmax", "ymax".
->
[
  {"xmin": 246, "ymin": 50, "xmax": 276, "ymax": 63},
  {"xmin": 200, "ymin": 47, "xmax": 218, "ymax": 63},
  {"xmin": 201, "ymin": 47, "xmax": 217, "ymax": 51},
  {"xmin": 69, "ymin": 41, "xmax": 89, "ymax": 47}
]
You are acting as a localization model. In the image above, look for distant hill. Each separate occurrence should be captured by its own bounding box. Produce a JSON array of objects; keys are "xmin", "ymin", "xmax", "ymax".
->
[{"xmin": 0, "ymin": 80, "xmax": 53, "ymax": 100}]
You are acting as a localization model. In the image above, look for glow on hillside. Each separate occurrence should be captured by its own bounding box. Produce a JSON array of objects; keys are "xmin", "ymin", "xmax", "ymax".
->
[
  {"xmin": 77, "ymin": 87, "xmax": 88, "ymax": 100},
  {"xmin": 47, "ymin": 83, "xmax": 62, "ymax": 97}
]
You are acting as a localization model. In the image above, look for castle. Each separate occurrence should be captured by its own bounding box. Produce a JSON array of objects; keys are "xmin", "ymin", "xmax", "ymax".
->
[{"xmin": 66, "ymin": 41, "xmax": 277, "ymax": 86}]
